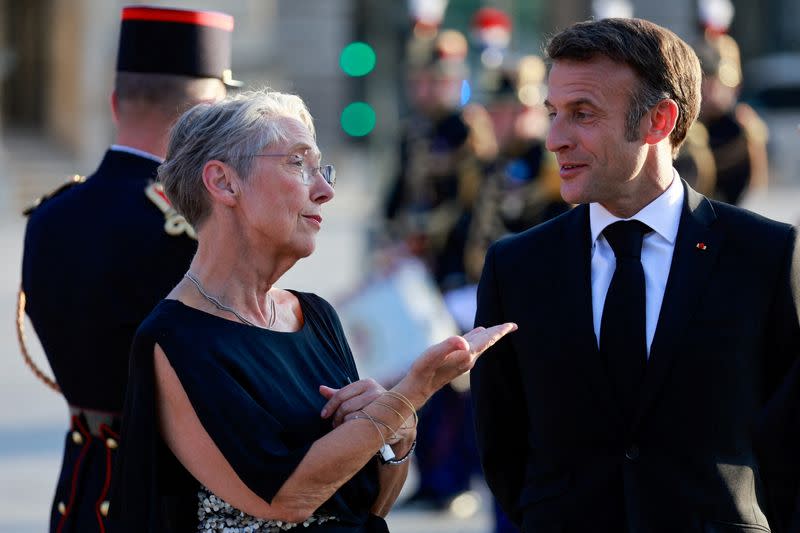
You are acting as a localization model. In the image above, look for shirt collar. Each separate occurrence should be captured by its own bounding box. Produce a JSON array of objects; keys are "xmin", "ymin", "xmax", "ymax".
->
[
  {"xmin": 110, "ymin": 144, "xmax": 164, "ymax": 164},
  {"xmin": 590, "ymin": 170, "xmax": 684, "ymax": 245}
]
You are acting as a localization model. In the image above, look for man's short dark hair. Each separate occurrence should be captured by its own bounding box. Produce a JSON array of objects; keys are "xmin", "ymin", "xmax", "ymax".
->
[
  {"xmin": 114, "ymin": 72, "xmax": 224, "ymax": 119},
  {"xmin": 546, "ymin": 18, "xmax": 701, "ymax": 157}
]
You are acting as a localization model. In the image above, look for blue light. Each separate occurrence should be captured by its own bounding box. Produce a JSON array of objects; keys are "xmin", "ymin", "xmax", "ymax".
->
[{"xmin": 460, "ymin": 80, "xmax": 471, "ymax": 106}]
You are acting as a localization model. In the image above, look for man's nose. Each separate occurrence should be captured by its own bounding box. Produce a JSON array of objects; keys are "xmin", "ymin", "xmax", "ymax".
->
[{"xmin": 545, "ymin": 114, "xmax": 572, "ymax": 153}]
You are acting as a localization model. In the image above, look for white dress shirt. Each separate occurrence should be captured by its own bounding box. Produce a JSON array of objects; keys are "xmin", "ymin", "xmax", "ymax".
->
[
  {"xmin": 110, "ymin": 144, "xmax": 163, "ymax": 163},
  {"xmin": 590, "ymin": 172, "xmax": 684, "ymax": 356}
]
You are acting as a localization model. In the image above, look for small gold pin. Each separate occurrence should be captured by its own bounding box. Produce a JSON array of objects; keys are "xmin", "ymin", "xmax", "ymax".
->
[{"xmin": 696, "ymin": 242, "xmax": 707, "ymax": 251}]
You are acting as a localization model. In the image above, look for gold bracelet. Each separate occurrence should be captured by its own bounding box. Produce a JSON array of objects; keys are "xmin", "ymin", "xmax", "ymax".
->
[
  {"xmin": 383, "ymin": 391, "xmax": 418, "ymax": 429},
  {"xmin": 359, "ymin": 409, "xmax": 400, "ymax": 440},
  {"xmin": 350, "ymin": 411, "xmax": 385, "ymax": 449},
  {"xmin": 371, "ymin": 400, "xmax": 410, "ymax": 429}
]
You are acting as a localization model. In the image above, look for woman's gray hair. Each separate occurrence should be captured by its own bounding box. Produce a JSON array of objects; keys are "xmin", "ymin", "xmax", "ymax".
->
[{"xmin": 158, "ymin": 89, "xmax": 315, "ymax": 227}]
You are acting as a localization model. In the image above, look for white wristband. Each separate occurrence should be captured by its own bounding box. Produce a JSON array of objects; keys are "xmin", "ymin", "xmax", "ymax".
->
[{"xmin": 379, "ymin": 443, "xmax": 395, "ymax": 462}]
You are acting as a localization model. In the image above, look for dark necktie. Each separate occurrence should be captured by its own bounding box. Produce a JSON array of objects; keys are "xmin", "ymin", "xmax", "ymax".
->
[{"xmin": 600, "ymin": 220, "xmax": 651, "ymax": 422}]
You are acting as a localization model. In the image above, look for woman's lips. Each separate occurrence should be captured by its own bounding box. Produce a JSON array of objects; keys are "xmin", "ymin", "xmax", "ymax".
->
[{"xmin": 303, "ymin": 214, "xmax": 322, "ymax": 226}]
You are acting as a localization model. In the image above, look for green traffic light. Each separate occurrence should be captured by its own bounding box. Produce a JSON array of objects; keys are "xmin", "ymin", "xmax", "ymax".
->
[
  {"xmin": 341, "ymin": 102, "xmax": 376, "ymax": 137},
  {"xmin": 340, "ymin": 42, "xmax": 376, "ymax": 77}
]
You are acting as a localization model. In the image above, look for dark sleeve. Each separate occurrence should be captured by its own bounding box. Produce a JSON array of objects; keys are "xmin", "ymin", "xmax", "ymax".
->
[
  {"xmin": 755, "ymin": 226, "xmax": 800, "ymax": 533},
  {"xmin": 469, "ymin": 242, "xmax": 528, "ymax": 527},
  {"xmin": 385, "ymin": 129, "xmax": 410, "ymax": 221},
  {"xmin": 158, "ymin": 330, "xmax": 314, "ymax": 505},
  {"xmin": 110, "ymin": 322, "xmax": 198, "ymax": 533}
]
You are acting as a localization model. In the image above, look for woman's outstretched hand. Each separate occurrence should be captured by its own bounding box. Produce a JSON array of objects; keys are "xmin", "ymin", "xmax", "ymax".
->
[
  {"xmin": 319, "ymin": 322, "xmax": 517, "ymax": 426},
  {"xmin": 399, "ymin": 322, "xmax": 517, "ymax": 407}
]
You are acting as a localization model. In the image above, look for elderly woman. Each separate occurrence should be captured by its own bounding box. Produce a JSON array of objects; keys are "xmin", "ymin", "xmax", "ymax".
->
[{"xmin": 110, "ymin": 90, "xmax": 515, "ymax": 532}]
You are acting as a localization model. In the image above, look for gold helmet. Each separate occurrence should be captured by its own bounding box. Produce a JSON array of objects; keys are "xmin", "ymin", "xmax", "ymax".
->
[
  {"xmin": 407, "ymin": 29, "xmax": 469, "ymax": 78},
  {"xmin": 481, "ymin": 54, "xmax": 546, "ymax": 107},
  {"xmin": 695, "ymin": 32, "xmax": 742, "ymax": 88}
]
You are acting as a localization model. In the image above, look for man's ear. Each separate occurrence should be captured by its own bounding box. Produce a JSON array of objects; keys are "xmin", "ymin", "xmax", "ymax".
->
[
  {"xmin": 202, "ymin": 160, "xmax": 239, "ymax": 208},
  {"xmin": 643, "ymin": 99, "xmax": 679, "ymax": 146},
  {"xmin": 111, "ymin": 91, "xmax": 120, "ymax": 127}
]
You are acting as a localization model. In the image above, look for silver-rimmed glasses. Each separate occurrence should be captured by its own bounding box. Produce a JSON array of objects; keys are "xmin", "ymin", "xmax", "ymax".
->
[{"xmin": 254, "ymin": 154, "xmax": 336, "ymax": 188}]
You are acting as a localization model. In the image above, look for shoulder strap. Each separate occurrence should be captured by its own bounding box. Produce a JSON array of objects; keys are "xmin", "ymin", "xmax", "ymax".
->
[{"xmin": 22, "ymin": 174, "xmax": 85, "ymax": 216}]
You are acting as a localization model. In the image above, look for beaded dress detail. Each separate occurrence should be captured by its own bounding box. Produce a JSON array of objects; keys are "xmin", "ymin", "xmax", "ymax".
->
[{"xmin": 197, "ymin": 486, "xmax": 337, "ymax": 532}]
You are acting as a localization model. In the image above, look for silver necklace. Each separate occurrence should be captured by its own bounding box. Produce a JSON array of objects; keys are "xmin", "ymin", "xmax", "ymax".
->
[{"xmin": 184, "ymin": 271, "xmax": 276, "ymax": 328}]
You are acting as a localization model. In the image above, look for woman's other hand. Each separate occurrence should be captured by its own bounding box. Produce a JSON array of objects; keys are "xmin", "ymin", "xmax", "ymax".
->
[{"xmin": 319, "ymin": 379, "xmax": 385, "ymax": 428}]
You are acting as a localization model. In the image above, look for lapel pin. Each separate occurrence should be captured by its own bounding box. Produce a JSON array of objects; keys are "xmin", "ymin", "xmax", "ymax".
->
[{"xmin": 696, "ymin": 242, "xmax": 707, "ymax": 251}]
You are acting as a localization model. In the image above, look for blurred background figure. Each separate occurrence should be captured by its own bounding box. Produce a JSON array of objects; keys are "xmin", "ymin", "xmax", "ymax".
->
[
  {"xmin": 463, "ymin": 43, "xmax": 570, "ymax": 533},
  {"xmin": 470, "ymin": 6, "xmax": 513, "ymax": 101},
  {"xmin": 384, "ymin": 26, "xmax": 490, "ymax": 291},
  {"xmin": 383, "ymin": 14, "xmax": 492, "ymax": 514},
  {"xmin": 673, "ymin": 119, "xmax": 717, "ymax": 197},
  {"xmin": 694, "ymin": 0, "xmax": 770, "ymax": 205},
  {"xmin": 464, "ymin": 54, "xmax": 570, "ymax": 287},
  {"xmin": 18, "ymin": 6, "xmax": 234, "ymax": 532}
]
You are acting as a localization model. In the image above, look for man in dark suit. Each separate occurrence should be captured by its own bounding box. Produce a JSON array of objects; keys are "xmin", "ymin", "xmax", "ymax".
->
[
  {"xmin": 470, "ymin": 18, "xmax": 800, "ymax": 533},
  {"xmin": 20, "ymin": 6, "xmax": 239, "ymax": 532}
]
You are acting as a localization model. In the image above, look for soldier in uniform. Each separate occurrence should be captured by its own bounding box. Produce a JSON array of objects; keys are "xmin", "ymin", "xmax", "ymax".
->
[
  {"xmin": 673, "ymin": 120, "xmax": 717, "ymax": 197},
  {"xmin": 464, "ymin": 55, "xmax": 571, "ymax": 284},
  {"xmin": 695, "ymin": 31, "xmax": 769, "ymax": 205},
  {"xmin": 19, "ymin": 6, "xmax": 238, "ymax": 532},
  {"xmin": 383, "ymin": 28, "xmax": 495, "ymax": 512},
  {"xmin": 384, "ymin": 28, "xmax": 491, "ymax": 291}
]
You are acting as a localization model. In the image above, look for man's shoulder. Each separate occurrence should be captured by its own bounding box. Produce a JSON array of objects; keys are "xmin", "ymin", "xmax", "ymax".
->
[
  {"xmin": 708, "ymin": 198, "xmax": 794, "ymax": 239},
  {"xmin": 492, "ymin": 205, "xmax": 583, "ymax": 255},
  {"xmin": 699, "ymin": 198, "xmax": 797, "ymax": 267}
]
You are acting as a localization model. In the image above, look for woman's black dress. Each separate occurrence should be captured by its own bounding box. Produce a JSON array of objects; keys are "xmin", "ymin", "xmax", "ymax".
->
[{"xmin": 110, "ymin": 291, "xmax": 388, "ymax": 532}]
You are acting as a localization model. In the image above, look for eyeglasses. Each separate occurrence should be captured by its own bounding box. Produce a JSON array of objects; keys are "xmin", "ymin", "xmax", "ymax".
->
[{"xmin": 253, "ymin": 153, "xmax": 336, "ymax": 188}]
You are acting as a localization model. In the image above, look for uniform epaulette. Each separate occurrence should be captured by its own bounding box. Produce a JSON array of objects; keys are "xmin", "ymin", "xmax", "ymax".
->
[
  {"xmin": 734, "ymin": 102, "xmax": 769, "ymax": 145},
  {"xmin": 144, "ymin": 182, "xmax": 197, "ymax": 239},
  {"xmin": 22, "ymin": 174, "xmax": 86, "ymax": 217}
]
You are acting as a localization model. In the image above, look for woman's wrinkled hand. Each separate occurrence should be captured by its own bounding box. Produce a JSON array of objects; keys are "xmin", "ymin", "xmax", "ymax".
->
[
  {"xmin": 404, "ymin": 322, "xmax": 517, "ymax": 404},
  {"xmin": 319, "ymin": 378, "xmax": 385, "ymax": 428}
]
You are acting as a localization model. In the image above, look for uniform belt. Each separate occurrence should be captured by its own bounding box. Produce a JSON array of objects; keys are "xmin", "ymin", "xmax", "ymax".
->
[{"xmin": 69, "ymin": 406, "xmax": 122, "ymax": 438}]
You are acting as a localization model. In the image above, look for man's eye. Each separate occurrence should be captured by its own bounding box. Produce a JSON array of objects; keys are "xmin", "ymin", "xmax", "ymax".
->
[{"xmin": 289, "ymin": 156, "xmax": 304, "ymax": 166}]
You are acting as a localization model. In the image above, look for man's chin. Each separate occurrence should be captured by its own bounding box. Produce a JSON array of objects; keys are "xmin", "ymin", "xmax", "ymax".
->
[{"xmin": 560, "ymin": 185, "xmax": 590, "ymax": 206}]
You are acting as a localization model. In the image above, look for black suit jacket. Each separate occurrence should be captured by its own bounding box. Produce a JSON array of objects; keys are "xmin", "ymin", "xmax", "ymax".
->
[{"xmin": 471, "ymin": 182, "xmax": 800, "ymax": 532}]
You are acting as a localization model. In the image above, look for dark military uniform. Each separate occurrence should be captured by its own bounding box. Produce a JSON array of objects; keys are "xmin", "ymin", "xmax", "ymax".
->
[
  {"xmin": 385, "ymin": 109, "xmax": 485, "ymax": 290},
  {"xmin": 694, "ymin": 32, "xmax": 769, "ymax": 205},
  {"xmin": 463, "ymin": 54, "xmax": 570, "ymax": 284},
  {"xmin": 22, "ymin": 149, "xmax": 197, "ymax": 531},
  {"xmin": 18, "ymin": 5, "xmax": 239, "ymax": 531},
  {"xmin": 706, "ymin": 103, "xmax": 768, "ymax": 204},
  {"xmin": 383, "ymin": 29, "xmax": 491, "ymax": 509},
  {"xmin": 464, "ymin": 139, "xmax": 569, "ymax": 283},
  {"xmin": 674, "ymin": 121, "xmax": 717, "ymax": 197}
]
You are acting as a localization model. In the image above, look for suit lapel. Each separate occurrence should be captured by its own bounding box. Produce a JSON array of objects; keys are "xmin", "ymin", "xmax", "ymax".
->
[
  {"xmin": 631, "ymin": 182, "xmax": 721, "ymax": 431},
  {"xmin": 562, "ymin": 205, "xmax": 626, "ymax": 426}
]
